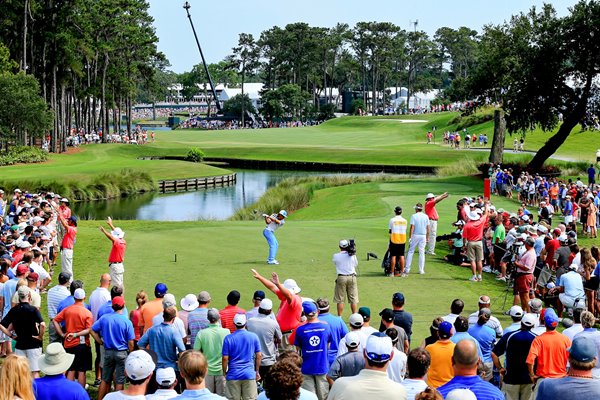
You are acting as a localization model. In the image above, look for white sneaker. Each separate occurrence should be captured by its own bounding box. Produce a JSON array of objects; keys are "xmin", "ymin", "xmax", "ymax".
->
[
  {"xmin": 419, "ymin": 271, "xmax": 425, "ymax": 275},
  {"xmin": 469, "ymin": 275, "xmax": 478, "ymax": 282},
  {"xmin": 267, "ymin": 260, "xmax": 279, "ymax": 265},
  {"xmin": 477, "ymin": 274, "xmax": 482, "ymax": 281}
]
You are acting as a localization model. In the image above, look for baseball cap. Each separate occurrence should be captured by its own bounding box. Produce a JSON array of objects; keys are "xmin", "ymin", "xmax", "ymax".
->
[
  {"xmin": 568, "ymin": 263, "xmax": 579, "ymax": 271},
  {"xmin": 453, "ymin": 220, "xmax": 465, "ymax": 226},
  {"xmin": 394, "ymin": 206, "xmax": 402, "ymax": 213},
  {"xmin": 17, "ymin": 241, "xmax": 32, "ymax": 249},
  {"xmin": 358, "ymin": 307, "xmax": 371, "ymax": 319},
  {"xmin": 16, "ymin": 264, "xmax": 29, "ymax": 276},
  {"xmin": 26, "ymin": 272, "xmax": 39, "ymax": 282},
  {"xmin": 379, "ymin": 308, "xmax": 394, "ymax": 322},
  {"xmin": 283, "ymin": 279, "xmax": 301, "ymax": 294},
  {"xmin": 58, "ymin": 272, "xmax": 71, "ymax": 284},
  {"xmin": 392, "ymin": 292, "xmax": 405, "ymax": 303},
  {"xmin": 17, "ymin": 286, "xmax": 30, "ymax": 299},
  {"xmin": 154, "ymin": 283, "xmax": 168, "ymax": 296},
  {"xmin": 553, "ymin": 228, "xmax": 562, "ymax": 236},
  {"xmin": 537, "ymin": 225, "xmax": 548, "ymax": 234},
  {"xmin": 520, "ymin": 215, "xmax": 530, "ymax": 222},
  {"xmin": 253, "ymin": 290, "xmax": 266, "ymax": 301},
  {"xmin": 426, "ymin": 193, "xmax": 435, "ymax": 199},
  {"xmin": 162, "ymin": 294, "xmax": 176, "ymax": 308},
  {"xmin": 278, "ymin": 210, "xmax": 288, "ymax": 218},
  {"xmin": 529, "ymin": 298, "xmax": 543, "ymax": 313},
  {"xmin": 414, "ymin": 202, "xmax": 423, "ymax": 210},
  {"xmin": 125, "ymin": 350, "xmax": 155, "ymax": 380},
  {"xmin": 438, "ymin": 321, "xmax": 453, "ymax": 338},
  {"xmin": 509, "ymin": 305, "xmax": 524, "ymax": 318},
  {"xmin": 497, "ymin": 208, "xmax": 505, "ymax": 214},
  {"xmin": 233, "ymin": 313, "xmax": 247, "ymax": 327},
  {"xmin": 73, "ymin": 288, "xmax": 86, "ymax": 300},
  {"xmin": 302, "ymin": 301, "xmax": 317, "ymax": 316},
  {"xmin": 259, "ymin": 298, "xmax": 273, "ymax": 311},
  {"xmin": 349, "ymin": 313, "xmax": 364, "ymax": 327},
  {"xmin": 345, "ymin": 332, "xmax": 361, "ymax": 348},
  {"xmin": 364, "ymin": 332, "xmax": 393, "ymax": 362},
  {"xmin": 112, "ymin": 296, "xmax": 125, "ymax": 307},
  {"xmin": 544, "ymin": 308, "xmax": 559, "ymax": 329},
  {"xmin": 198, "ymin": 291, "xmax": 211, "ymax": 302},
  {"xmin": 155, "ymin": 367, "xmax": 176, "ymax": 386},
  {"xmin": 569, "ymin": 336, "xmax": 597, "ymax": 363},
  {"xmin": 60, "ymin": 197, "xmax": 69, "ymax": 203},
  {"xmin": 339, "ymin": 239, "xmax": 350, "ymax": 248},
  {"xmin": 521, "ymin": 313, "xmax": 538, "ymax": 327},
  {"xmin": 558, "ymin": 234, "xmax": 568, "ymax": 243}
]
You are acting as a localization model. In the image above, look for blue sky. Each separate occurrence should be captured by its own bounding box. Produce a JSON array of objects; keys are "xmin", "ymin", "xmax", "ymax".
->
[{"xmin": 148, "ymin": 0, "xmax": 579, "ymax": 73}]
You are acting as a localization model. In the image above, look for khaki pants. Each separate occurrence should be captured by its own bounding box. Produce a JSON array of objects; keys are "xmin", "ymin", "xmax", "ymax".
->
[
  {"xmin": 302, "ymin": 374, "xmax": 328, "ymax": 400},
  {"xmin": 279, "ymin": 332, "xmax": 295, "ymax": 353},
  {"xmin": 206, "ymin": 375, "xmax": 228, "ymax": 397},
  {"xmin": 61, "ymin": 248, "xmax": 74, "ymax": 278},
  {"xmin": 226, "ymin": 379, "xmax": 257, "ymax": 400},
  {"xmin": 532, "ymin": 377, "xmax": 545, "ymax": 400},
  {"xmin": 109, "ymin": 262, "xmax": 124, "ymax": 290},
  {"xmin": 503, "ymin": 383, "xmax": 533, "ymax": 400}
]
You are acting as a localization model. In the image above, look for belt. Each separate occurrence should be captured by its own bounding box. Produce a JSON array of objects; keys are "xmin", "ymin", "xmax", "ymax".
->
[
  {"xmin": 282, "ymin": 330, "xmax": 293, "ymax": 335},
  {"xmin": 109, "ymin": 262, "xmax": 123, "ymax": 264},
  {"xmin": 338, "ymin": 274, "xmax": 356, "ymax": 277},
  {"xmin": 430, "ymin": 219, "xmax": 438, "ymax": 221}
]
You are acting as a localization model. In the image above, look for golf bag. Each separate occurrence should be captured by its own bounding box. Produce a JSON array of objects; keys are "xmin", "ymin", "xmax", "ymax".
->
[{"xmin": 381, "ymin": 249, "xmax": 401, "ymax": 275}]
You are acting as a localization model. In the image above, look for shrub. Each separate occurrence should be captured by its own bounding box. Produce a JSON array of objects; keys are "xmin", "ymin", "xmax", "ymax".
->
[
  {"xmin": 185, "ymin": 148, "xmax": 205, "ymax": 163},
  {"xmin": 0, "ymin": 146, "xmax": 48, "ymax": 166},
  {"xmin": 349, "ymin": 99, "xmax": 365, "ymax": 115}
]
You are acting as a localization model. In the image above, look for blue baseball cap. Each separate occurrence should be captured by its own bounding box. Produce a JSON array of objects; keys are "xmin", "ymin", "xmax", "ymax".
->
[
  {"xmin": 569, "ymin": 336, "xmax": 597, "ymax": 362},
  {"xmin": 439, "ymin": 321, "xmax": 453, "ymax": 338},
  {"xmin": 393, "ymin": 292, "xmax": 405, "ymax": 302},
  {"xmin": 302, "ymin": 301, "xmax": 317, "ymax": 315},
  {"xmin": 544, "ymin": 308, "xmax": 559, "ymax": 329},
  {"xmin": 155, "ymin": 283, "xmax": 168, "ymax": 297}
]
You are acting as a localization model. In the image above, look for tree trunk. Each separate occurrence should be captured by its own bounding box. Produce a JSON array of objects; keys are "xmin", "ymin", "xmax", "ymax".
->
[
  {"xmin": 241, "ymin": 68, "xmax": 245, "ymax": 127},
  {"xmin": 489, "ymin": 109, "xmax": 506, "ymax": 164}
]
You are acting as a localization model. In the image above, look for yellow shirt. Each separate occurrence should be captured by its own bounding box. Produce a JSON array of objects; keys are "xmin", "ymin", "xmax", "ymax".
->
[
  {"xmin": 425, "ymin": 340, "xmax": 455, "ymax": 388},
  {"xmin": 389, "ymin": 215, "xmax": 407, "ymax": 244}
]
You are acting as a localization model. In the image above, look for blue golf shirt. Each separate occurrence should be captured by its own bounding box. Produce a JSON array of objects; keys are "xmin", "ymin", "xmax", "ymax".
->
[
  {"xmin": 438, "ymin": 375, "xmax": 503, "ymax": 400},
  {"xmin": 492, "ymin": 329, "xmax": 537, "ymax": 385},
  {"xmin": 91, "ymin": 311, "xmax": 134, "ymax": 351},
  {"xmin": 138, "ymin": 322, "xmax": 186, "ymax": 370},
  {"xmin": 295, "ymin": 321, "xmax": 332, "ymax": 375},
  {"xmin": 468, "ymin": 323, "xmax": 496, "ymax": 363},
  {"xmin": 222, "ymin": 329, "xmax": 261, "ymax": 380},
  {"xmin": 34, "ymin": 374, "xmax": 90, "ymax": 400},
  {"xmin": 317, "ymin": 312, "xmax": 348, "ymax": 365}
]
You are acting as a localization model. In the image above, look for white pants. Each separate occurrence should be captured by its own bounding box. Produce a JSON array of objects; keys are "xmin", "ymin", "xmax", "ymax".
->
[
  {"xmin": 61, "ymin": 248, "xmax": 74, "ymax": 279},
  {"xmin": 559, "ymin": 293, "xmax": 586, "ymax": 309},
  {"xmin": 109, "ymin": 262, "xmax": 124, "ymax": 290},
  {"xmin": 405, "ymin": 234, "xmax": 426, "ymax": 274},
  {"xmin": 427, "ymin": 220, "xmax": 438, "ymax": 254}
]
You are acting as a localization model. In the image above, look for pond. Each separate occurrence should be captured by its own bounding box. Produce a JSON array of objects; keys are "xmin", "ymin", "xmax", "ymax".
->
[{"xmin": 72, "ymin": 169, "xmax": 330, "ymax": 221}]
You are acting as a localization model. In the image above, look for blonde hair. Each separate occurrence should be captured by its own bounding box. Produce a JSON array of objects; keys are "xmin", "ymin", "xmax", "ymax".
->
[
  {"xmin": 136, "ymin": 290, "xmax": 148, "ymax": 308},
  {"xmin": 580, "ymin": 248, "xmax": 596, "ymax": 274},
  {"xmin": 178, "ymin": 350, "xmax": 207, "ymax": 385},
  {"xmin": 0, "ymin": 355, "xmax": 35, "ymax": 400}
]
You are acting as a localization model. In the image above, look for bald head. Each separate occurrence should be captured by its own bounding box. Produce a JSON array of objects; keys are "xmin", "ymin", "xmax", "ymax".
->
[
  {"xmin": 478, "ymin": 295, "xmax": 491, "ymax": 309},
  {"xmin": 100, "ymin": 273, "xmax": 111, "ymax": 288},
  {"xmin": 453, "ymin": 339, "xmax": 479, "ymax": 368}
]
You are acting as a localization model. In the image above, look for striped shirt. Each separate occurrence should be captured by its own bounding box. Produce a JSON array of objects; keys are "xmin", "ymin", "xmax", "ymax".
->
[
  {"xmin": 138, "ymin": 322, "xmax": 186, "ymax": 370},
  {"xmin": 47, "ymin": 285, "xmax": 70, "ymax": 319},
  {"xmin": 188, "ymin": 307, "xmax": 210, "ymax": 348},
  {"xmin": 389, "ymin": 215, "xmax": 408, "ymax": 244},
  {"xmin": 220, "ymin": 305, "xmax": 246, "ymax": 334}
]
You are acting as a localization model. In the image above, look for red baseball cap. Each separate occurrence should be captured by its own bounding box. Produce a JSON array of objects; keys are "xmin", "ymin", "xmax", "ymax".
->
[
  {"xmin": 26, "ymin": 272, "xmax": 39, "ymax": 281},
  {"xmin": 112, "ymin": 296, "xmax": 125, "ymax": 307},
  {"xmin": 16, "ymin": 264, "xmax": 29, "ymax": 276}
]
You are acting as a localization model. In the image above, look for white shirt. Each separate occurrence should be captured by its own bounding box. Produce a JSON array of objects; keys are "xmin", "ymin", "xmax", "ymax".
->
[
  {"xmin": 146, "ymin": 389, "xmax": 178, "ymax": 400},
  {"xmin": 103, "ymin": 392, "xmax": 146, "ymax": 400},
  {"xmin": 401, "ymin": 379, "xmax": 428, "ymax": 400},
  {"xmin": 410, "ymin": 212, "xmax": 429, "ymax": 236},
  {"xmin": 151, "ymin": 314, "xmax": 187, "ymax": 340},
  {"xmin": 442, "ymin": 313, "xmax": 460, "ymax": 325},
  {"xmin": 30, "ymin": 261, "xmax": 50, "ymax": 284},
  {"xmin": 386, "ymin": 348, "xmax": 407, "ymax": 383},
  {"xmin": 333, "ymin": 251, "xmax": 358, "ymax": 275},
  {"xmin": 563, "ymin": 323, "xmax": 584, "ymax": 341},
  {"xmin": 89, "ymin": 287, "xmax": 111, "ymax": 321},
  {"xmin": 265, "ymin": 217, "xmax": 284, "ymax": 232}
]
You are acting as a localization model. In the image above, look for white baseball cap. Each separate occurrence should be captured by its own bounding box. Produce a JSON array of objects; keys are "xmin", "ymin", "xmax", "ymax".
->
[
  {"xmin": 233, "ymin": 313, "xmax": 247, "ymax": 327},
  {"xmin": 364, "ymin": 333, "xmax": 393, "ymax": 362},
  {"xmin": 73, "ymin": 288, "xmax": 86, "ymax": 300},
  {"xmin": 521, "ymin": 313, "xmax": 538, "ymax": 327},
  {"xmin": 345, "ymin": 331, "xmax": 361, "ymax": 347},
  {"xmin": 339, "ymin": 239, "xmax": 349, "ymax": 248},
  {"xmin": 259, "ymin": 298, "xmax": 273, "ymax": 311},
  {"xmin": 349, "ymin": 313, "xmax": 364, "ymax": 327},
  {"xmin": 155, "ymin": 367, "xmax": 176, "ymax": 386},
  {"xmin": 426, "ymin": 193, "xmax": 435, "ymax": 199},
  {"xmin": 125, "ymin": 350, "xmax": 155, "ymax": 380},
  {"xmin": 162, "ymin": 294, "xmax": 176, "ymax": 308},
  {"xmin": 509, "ymin": 305, "xmax": 523, "ymax": 318}
]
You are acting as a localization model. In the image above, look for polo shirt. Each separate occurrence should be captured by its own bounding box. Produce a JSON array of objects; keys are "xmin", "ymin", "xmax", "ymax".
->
[
  {"xmin": 34, "ymin": 374, "xmax": 90, "ymax": 400},
  {"xmin": 1, "ymin": 302, "xmax": 44, "ymax": 350},
  {"xmin": 389, "ymin": 215, "xmax": 408, "ymax": 244},
  {"xmin": 53, "ymin": 302, "xmax": 93, "ymax": 348},
  {"xmin": 318, "ymin": 312, "xmax": 348, "ymax": 364},
  {"xmin": 437, "ymin": 375, "xmax": 503, "ymax": 400},
  {"xmin": 518, "ymin": 248, "xmax": 537, "ymax": 274},
  {"xmin": 47, "ymin": 284, "xmax": 70, "ymax": 319},
  {"xmin": 138, "ymin": 322, "xmax": 186, "ymax": 370},
  {"xmin": 139, "ymin": 298, "xmax": 164, "ymax": 329},
  {"xmin": 1, "ymin": 278, "xmax": 18, "ymax": 316},
  {"xmin": 468, "ymin": 312, "xmax": 503, "ymax": 337},
  {"xmin": 468, "ymin": 324, "xmax": 496, "ymax": 363},
  {"xmin": 97, "ymin": 300, "xmax": 128, "ymax": 321},
  {"xmin": 503, "ymin": 322, "xmax": 521, "ymax": 337},
  {"xmin": 492, "ymin": 223, "xmax": 505, "ymax": 244},
  {"xmin": 544, "ymin": 239, "xmax": 560, "ymax": 266},
  {"xmin": 91, "ymin": 311, "xmax": 134, "ymax": 351},
  {"xmin": 295, "ymin": 321, "xmax": 332, "ymax": 375},
  {"xmin": 410, "ymin": 212, "xmax": 429, "ymax": 235},
  {"xmin": 10, "ymin": 287, "xmax": 41, "ymax": 309},
  {"xmin": 274, "ymin": 288, "xmax": 302, "ymax": 332},
  {"xmin": 222, "ymin": 329, "xmax": 261, "ymax": 380},
  {"xmin": 89, "ymin": 287, "xmax": 111, "ymax": 321},
  {"xmin": 401, "ymin": 379, "xmax": 428, "ymax": 400},
  {"xmin": 174, "ymin": 388, "xmax": 226, "ymax": 400},
  {"xmin": 327, "ymin": 351, "xmax": 364, "ymax": 380},
  {"xmin": 188, "ymin": 307, "xmax": 210, "ymax": 348},
  {"xmin": 333, "ymin": 252, "xmax": 358, "ymax": 275},
  {"xmin": 327, "ymin": 369, "xmax": 407, "ymax": 400},
  {"xmin": 388, "ymin": 309, "xmax": 413, "ymax": 339},
  {"xmin": 562, "ymin": 323, "xmax": 583, "ymax": 341},
  {"xmin": 493, "ymin": 329, "xmax": 536, "ymax": 384},
  {"xmin": 61, "ymin": 226, "xmax": 77, "ymax": 249},
  {"xmin": 194, "ymin": 323, "xmax": 230, "ymax": 376},
  {"xmin": 387, "ymin": 348, "xmax": 407, "ymax": 383},
  {"xmin": 246, "ymin": 314, "xmax": 282, "ymax": 366},
  {"xmin": 463, "ymin": 216, "xmax": 488, "ymax": 241},
  {"xmin": 220, "ymin": 305, "xmax": 246, "ymax": 333},
  {"xmin": 425, "ymin": 340, "xmax": 455, "ymax": 388},
  {"xmin": 108, "ymin": 238, "xmax": 126, "ymax": 263},
  {"xmin": 536, "ymin": 376, "xmax": 600, "ymax": 399},
  {"xmin": 146, "ymin": 389, "xmax": 179, "ymax": 400},
  {"xmin": 425, "ymin": 199, "xmax": 439, "ymax": 220},
  {"xmin": 526, "ymin": 330, "xmax": 571, "ymax": 378},
  {"xmin": 558, "ymin": 271, "xmax": 585, "ymax": 299},
  {"xmin": 450, "ymin": 332, "xmax": 483, "ymax": 360}
]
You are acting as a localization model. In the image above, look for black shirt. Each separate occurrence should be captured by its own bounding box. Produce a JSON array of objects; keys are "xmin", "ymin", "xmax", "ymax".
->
[
  {"xmin": 492, "ymin": 329, "xmax": 537, "ymax": 384},
  {"xmin": 1, "ymin": 302, "xmax": 44, "ymax": 350}
]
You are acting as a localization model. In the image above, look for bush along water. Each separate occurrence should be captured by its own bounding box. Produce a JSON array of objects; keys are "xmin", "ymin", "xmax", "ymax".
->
[
  {"xmin": 231, "ymin": 174, "xmax": 396, "ymax": 221},
  {"xmin": 0, "ymin": 146, "xmax": 48, "ymax": 165},
  {"xmin": 0, "ymin": 169, "xmax": 156, "ymax": 201}
]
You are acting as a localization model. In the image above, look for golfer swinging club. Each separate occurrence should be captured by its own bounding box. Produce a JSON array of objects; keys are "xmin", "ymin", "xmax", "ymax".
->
[{"xmin": 262, "ymin": 210, "xmax": 287, "ymax": 265}]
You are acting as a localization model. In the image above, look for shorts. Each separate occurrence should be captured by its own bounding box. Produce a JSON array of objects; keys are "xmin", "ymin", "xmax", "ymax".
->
[
  {"xmin": 537, "ymin": 266, "xmax": 555, "ymax": 288},
  {"xmin": 559, "ymin": 293, "xmax": 586, "ymax": 309},
  {"xmin": 493, "ymin": 244, "xmax": 506, "ymax": 266},
  {"xmin": 585, "ymin": 276, "xmax": 600, "ymax": 291},
  {"xmin": 66, "ymin": 344, "xmax": 92, "ymax": 372},
  {"xmin": 103, "ymin": 348, "xmax": 128, "ymax": 384},
  {"xmin": 334, "ymin": 275, "xmax": 359, "ymax": 304},
  {"xmin": 389, "ymin": 242, "xmax": 406, "ymax": 257},
  {"xmin": 15, "ymin": 347, "xmax": 42, "ymax": 372},
  {"xmin": 515, "ymin": 274, "xmax": 533, "ymax": 295},
  {"xmin": 467, "ymin": 241, "xmax": 483, "ymax": 262}
]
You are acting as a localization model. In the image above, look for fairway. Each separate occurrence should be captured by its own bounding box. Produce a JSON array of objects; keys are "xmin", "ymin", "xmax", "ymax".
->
[{"xmin": 71, "ymin": 176, "xmax": 544, "ymax": 345}]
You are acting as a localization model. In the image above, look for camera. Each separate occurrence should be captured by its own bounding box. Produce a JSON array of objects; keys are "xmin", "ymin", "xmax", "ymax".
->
[
  {"xmin": 342, "ymin": 239, "xmax": 356, "ymax": 256},
  {"xmin": 436, "ymin": 232, "xmax": 462, "ymax": 242}
]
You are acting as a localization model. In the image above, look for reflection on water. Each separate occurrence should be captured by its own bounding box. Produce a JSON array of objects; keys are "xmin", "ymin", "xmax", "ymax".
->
[{"xmin": 72, "ymin": 170, "xmax": 320, "ymax": 221}]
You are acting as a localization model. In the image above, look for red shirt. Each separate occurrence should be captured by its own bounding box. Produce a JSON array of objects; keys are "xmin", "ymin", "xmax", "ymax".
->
[
  {"xmin": 108, "ymin": 238, "xmax": 126, "ymax": 263},
  {"xmin": 220, "ymin": 305, "xmax": 246, "ymax": 333},
  {"xmin": 11, "ymin": 249, "xmax": 24, "ymax": 268},
  {"xmin": 425, "ymin": 199, "xmax": 439, "ymax": 221},
  {"xmin": 275, "ymin": 288, "xmax": 302, "ymax": 332},
  {"xmin": 544, "ymin": 239, "xmax": 560, "ymax": 268},
  {"xmin": 463, "ymin": 216, "xmax": 489, "ymax": 241},
  {"xmin": 61, "ymin": 226, "xmax": 77, "ymax": 249}
]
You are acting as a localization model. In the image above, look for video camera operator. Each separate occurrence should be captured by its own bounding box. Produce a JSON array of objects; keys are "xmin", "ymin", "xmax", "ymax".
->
[
  {"xmin": 439, "ymin": 221, "xmax": 467, "ymax": 266},
  {"xmin": 513, "ymin": 237, "xmax": 537, "ymax": 313},
  {"xmin": 497, "ymin": 217, "xmax": 519, "ymax": 281},
  {"xmin": 333, "ymin": 239, "xmax": 358, "ymax": 316}
]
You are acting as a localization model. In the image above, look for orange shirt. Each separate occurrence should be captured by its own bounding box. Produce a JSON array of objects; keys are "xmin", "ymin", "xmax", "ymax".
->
[
  {"xmin": 138, "ymin": 298, "xmax": 164, "ymax": 329},
  {"xmin": 53, "ymin": 302, "xmax": 93, "ymax": 348},
  {"xmin": 425, "ymin": 340, "xmax": 456, "ymax": 388},
  {"xmin": 220, "ymin": 305, "xmax": 246, "ymax": 333},
  {"xmin": 526, "ymin": 330, "xmax": 571, "ymax": 378},
  {"xmin": 548, "ymin": 186, "xmax": 559, "ymax": 200},
  {"xmin": 275, "ymin": 288, "xmax": 302, "ymax": 332}
]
